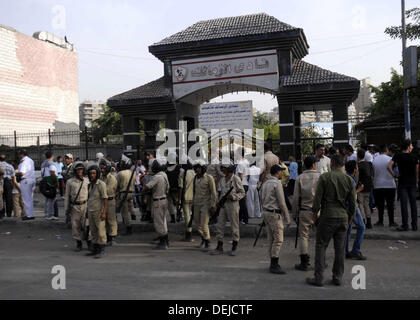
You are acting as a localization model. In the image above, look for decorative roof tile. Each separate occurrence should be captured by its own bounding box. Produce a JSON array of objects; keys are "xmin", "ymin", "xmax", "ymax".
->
[
  {"xmin": 282, "ymin": 60, "xmax": 358, "ymax": 87},
  {"xmin": 108, "ymin": 77, "xmax": 170, "ymax": 102},
  {"xmin": 151, "ymin": 13, "xmax": 299, "ymax": 47}
]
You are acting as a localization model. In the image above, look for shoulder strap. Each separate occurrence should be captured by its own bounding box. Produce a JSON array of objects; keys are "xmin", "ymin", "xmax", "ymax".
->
[{"xmin": 72, "ymin": 179, "xmax": 84, "ymax": 204}]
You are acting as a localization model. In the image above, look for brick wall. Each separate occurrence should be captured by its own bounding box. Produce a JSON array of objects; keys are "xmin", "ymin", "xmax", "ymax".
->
[{"xmin": 0, "ymin": 25, "xmax": 79, "ymax": 135}]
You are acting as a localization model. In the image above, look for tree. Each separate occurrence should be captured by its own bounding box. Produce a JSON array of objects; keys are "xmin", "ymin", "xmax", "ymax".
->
[
  {"xmin": 301, "ymin": 126, "xmax": 325, "ymax": 157},
  {"xmin": 91, "ymin": 105, "xmax": 122, "ymax": 143},
  {"xmin": 385, "ymin": 7, "xmax": 420, "ymax": 40},
  {"xmin": 368, "ymin": 68, "xmax": 419, "ymax": 116}
]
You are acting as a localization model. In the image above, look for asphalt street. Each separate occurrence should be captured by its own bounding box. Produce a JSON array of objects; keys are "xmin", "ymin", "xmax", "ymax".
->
[{"xmin": 0, "ymin": 223, "xmax": 419, "ymax": 300}]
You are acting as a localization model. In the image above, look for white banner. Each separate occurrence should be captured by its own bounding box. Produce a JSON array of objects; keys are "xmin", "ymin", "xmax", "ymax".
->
[
  {"xmin": 172, "ymin": 50, "xmax": 279, "ymax": 100},
  {"xmin": 199, "ymin": 101, "xmax": 253, "ymax": 132}
]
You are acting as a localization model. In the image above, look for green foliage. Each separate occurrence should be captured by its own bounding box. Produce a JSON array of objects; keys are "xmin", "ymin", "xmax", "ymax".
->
[
  {"xmin": 368, "ymin": 68, "xmax": 420, "ymax": 116},
  {"xmin": 253, "ymin": 111, "xmax": 279, "ymax": 139},
  {"xmin": 385, "ymin": 7, "xmax": 420, "ymax": 41},
  {"xmin": 301, "ymin": 126, "xmax": 325, "ymax": 157},
  {"xmin": 91, "ymin": 105, "xmax": 122, "ymax": 143}
]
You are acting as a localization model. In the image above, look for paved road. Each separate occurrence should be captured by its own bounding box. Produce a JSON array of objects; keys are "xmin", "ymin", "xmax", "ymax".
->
[{"xmin": 0, "ymin": 223, "xmax": 419, "ymax": 300}]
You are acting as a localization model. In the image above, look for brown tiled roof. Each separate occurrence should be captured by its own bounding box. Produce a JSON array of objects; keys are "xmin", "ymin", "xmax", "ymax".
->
[
  {"xmin": 282, "ymin": 60, "xmax": 358, "ymax": 87},
  {"xmin": 108, "ymin": 77, "xmax": 170, "ymax": 102},
  {"xmin": 151, "ymin": 13, "xmax": 300, "ymax": 47}
]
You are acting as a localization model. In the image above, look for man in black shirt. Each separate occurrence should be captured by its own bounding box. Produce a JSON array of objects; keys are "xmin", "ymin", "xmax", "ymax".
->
[
  {"xmin": 388, "ymin": 140, "xmax": 419, "ymax": 231},
  {"xmin": 357, "ymin": 149, "xmax": 374, "ymax": 229}
]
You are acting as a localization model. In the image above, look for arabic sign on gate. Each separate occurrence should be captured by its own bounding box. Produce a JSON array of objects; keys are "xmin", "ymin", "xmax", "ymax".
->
[
  {"xmin": 199, "ymin": 101, "xmax": 253, "ymax": 132},
  {"xmin": 172, "ymin": 50, "xmax": 279, "ymax": 100}
]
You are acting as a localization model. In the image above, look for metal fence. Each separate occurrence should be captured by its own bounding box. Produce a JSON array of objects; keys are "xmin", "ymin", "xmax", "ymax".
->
[{"xmin": 0, "ymin": 129, "xmax": 124, "ymax": 169}]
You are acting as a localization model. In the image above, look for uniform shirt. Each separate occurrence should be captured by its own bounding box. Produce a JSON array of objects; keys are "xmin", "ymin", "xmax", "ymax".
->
[
  {"xmin": 18, "ymin": 156, "xmax": 35, "ymax": 180},
  {"xmin": 262, "ymin": 151, "xmax": 279, "ymax": 182},
  {"xmin": 292, "ymin": 169, "xmax": 321, "ymax": 217},
  {"xmin": 261, "ymin": 176, "xmax": 290, "ymax": 224},
  {"xmin": 62, "ymin": 163, "xmax": 74, "ymax": 181},
  {"xmin": 64, "ymin": 177, "xmax": 89, "ymax": 211},
  {"xmin": 312, "ymin": 169, "xmax": 356, "ymax": 220},
  {"xmin": 1, "ymin": 161, "xmax": 15, "ymax": 179},
  {"xmin": 101, "ymin": 173, "xmax": 117, "ymax": 198},
  {"xmin": 372, "ymin": 154, "xmax": 396, "ymax": 189},
  {"xmin": 178, "ymin": 168, "xmax": 195, "ymax": 202},
  {"xmin": 235, "ymin": 158, "xmax": 250, "ymax": 186},
  {"xmin": 116, "ymin": 169, "xmax": 135, "ymax": 195},
  {"xmin": 220, "ymin": 174, "xmax": 245, "ymax": 202},
  {"xmin": 146, "ymin": 171, "xmax": 169, "ymax": 199},
  {"xmin": 88, "ymin": 179, "xmax": 108, "ymax": 212},
  {"xmin": 41, "ymin": 160, "xmax": 56, "ymax": 177},
  {"xmin": 193, "ymin": 173, "xmax": 217, "ymax": 208},
  {"xmin": 315, "ymin": 155, "xmax": 331, "ymax": 175}
]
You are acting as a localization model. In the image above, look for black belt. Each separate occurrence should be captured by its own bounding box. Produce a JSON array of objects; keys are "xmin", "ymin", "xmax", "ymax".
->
[
  {"xmin": 73, "ymin": 200, "xmax": 87, "ymax": 205},
  {"xmin": 108, "ymin": 197, "xmax": 115, "ymax": 200},
  {"xmin": 264, "ymin": 208, "xmax": 281, "ymax": 214},
  {"xmin": 153, "ymin": 197, "xmax": 166, "ymax": 201}
]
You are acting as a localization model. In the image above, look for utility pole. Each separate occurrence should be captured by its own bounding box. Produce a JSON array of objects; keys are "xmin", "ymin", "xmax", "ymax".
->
[{"xmin": 401, "ymin": 0, "xmax": 411, "ymax": 139}]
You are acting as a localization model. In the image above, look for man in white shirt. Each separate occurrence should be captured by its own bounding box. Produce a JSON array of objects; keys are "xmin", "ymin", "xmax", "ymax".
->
[
  {"xmin": 17, "ymin": 150, "xmax": 35, "ymax": 220},
  {"xmin": 41, "ymin": 151, "xmax": 58, "ymax": 220},
  {"xmin": 314, "ymin": 144, "xmax": 331, "ymax": 175},
  {"xmin": 246, "ymin": 164, "xmax": 261, "ymax": 218},
  {"xmin": 236, "ymin": 151, "xmax": 250, "ymax": 224},
  {"xmin": 372, "ymin": 145, "xmax": 397, "ymax": 227}
]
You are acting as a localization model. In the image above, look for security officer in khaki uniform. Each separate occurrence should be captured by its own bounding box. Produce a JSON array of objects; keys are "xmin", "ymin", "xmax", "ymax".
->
[
  {"xmin": 100, "ymin": 159, "xmax": 118, "ymax": 246},
  {"xmin": 261, "ymin": 164, "xmax": 291, "ymax": 274},
  {"xmin": 86, "ymin": 165, "xmax": 108, "ymax": 259},
  {"xmin": 116, "ymin": 155, "xmax": 135, "ymax": 235},
  {"xmin": 192, "ymin": 161, "xmax": 217, "ymax": 251},
  {"xmin": 144, "ymin": 160, "xmax": 170, "ymax": 249},
  {"xmin": 291, "ymin": 156, "xmax": 320, "ymax": 271},
  {"xmin": 259, "ymin": 143, "xmax": 280, "ymax": 184},
  {"xmin": 211, "ymin": 163, "xmax": 245, "ymax": 256},
  {"xmin": 65, "ymin": 162, "xmax": 90, "ymax": 252},
  {"xmin": 178, "ymin": 158, "xmax": 195, "ymax": 241}
]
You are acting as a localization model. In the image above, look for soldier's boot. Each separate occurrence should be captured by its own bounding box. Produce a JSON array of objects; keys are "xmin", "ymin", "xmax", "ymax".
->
[
  {"xmin": 74, "ymin": 240, "xmax": 83, "ymax": 252},
  {"xmin": 306, "ymin": 277, "xmax": 324, "ymax": 287},
  {"xmin": 86, "ymin": 240, "xmax": 93, "ymax": 252},
  {"xmin": 94, "ymin": 245, "xmax": 106, "ymax": 259},
  {"xmin": 269, "ymin": 257, "xmax": 286, "ymax": 274},
  {"xmin": 165, "ymin": 234, "xmax": 170, "ymax": 247},
  {"xmin": 184, "ymin": 231, "xmax": 193, "ymax": 242},
  {"xmin": 156, "ymin": 236, "xmax": 168, "ymax": 250},
  {"xmin": 295, "ymin": 254, "xmax": 310, "ymax": 271},
  {"xmin": 86, "ymin": 244, "xmax": 98, "ymax": 256},
  {"xmin": 230, "ymin": 241, "xmax": 238, "ymax": 256},
  {"xmin": 140, "ymin": 213, "xmax": 146, "ymax": 221},
  {"xmin": 107, "ymin": 235, "xmax": 115, "ymax": 246},
  {"xmin": 211, "ymin": 241, "xmax": 223, "ymax": 255},
  {"xmin": 145, "ymin": 211, "xmax": 152, "ymax": 222},
  {"xmin": 202, "ymin": 239, "xmax": 211, "ymax": 252},
  {"xmin": 170, "ymin": 214, "xmax": 176, "ymax": 223},
  {"xmin": 196, "ymin": 237, "xmax": 205, "ymax": 249},
  {"xmin": 125, "ymin": 226, "xmax": 133, "ymax": 235},
  {"xmin": 366, "ymin": 218, "xmax": 372, "ymax": 229},
  {"xmin": 176, "ymin": 212, "xmax": 182, "ymax": 222},
  {"xmin": 131, "ymin": 214, "xmax": 136, "ymax": 220}
]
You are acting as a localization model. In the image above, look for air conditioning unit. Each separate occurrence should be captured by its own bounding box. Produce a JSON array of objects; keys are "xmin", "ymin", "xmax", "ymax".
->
[{"xmin": 32, "ymin": 31, "xmax": 74, "ymax": 51}]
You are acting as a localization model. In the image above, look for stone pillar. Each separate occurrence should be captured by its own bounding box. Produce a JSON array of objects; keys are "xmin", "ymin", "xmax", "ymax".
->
[
  {"xmin": 332, "ymin": 105, "xmax": 349, "ymax": 149},
  {"xmin": 122, "ymin": 115, "xmax": 140, "ymax": 153},
  {"xmin": 278, "ymin": 104, "xmax": 295, "ymax": 161}
]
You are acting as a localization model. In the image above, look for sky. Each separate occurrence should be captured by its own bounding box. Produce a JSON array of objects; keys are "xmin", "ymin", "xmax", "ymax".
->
[{"xmin": 1, "ymin": 0, "xmax": 418, "ymax": 113}]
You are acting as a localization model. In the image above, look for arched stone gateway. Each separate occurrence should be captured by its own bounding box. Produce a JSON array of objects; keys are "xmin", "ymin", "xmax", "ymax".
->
[{"xmin": 108, "ymin": 13, "xmax": 360, "ymax": 161}]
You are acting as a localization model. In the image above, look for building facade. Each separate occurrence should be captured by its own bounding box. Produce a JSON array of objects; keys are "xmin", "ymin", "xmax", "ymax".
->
[
  {"xmin": 0, "ymin": 24, "xmax": 79, "ymax": 135},
  {"xmin": 79, "ymin": 101, "xmax": 105, "ymax": 129}
]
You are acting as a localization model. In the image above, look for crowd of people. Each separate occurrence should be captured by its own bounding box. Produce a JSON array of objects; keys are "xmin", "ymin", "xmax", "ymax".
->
[{"xmin": 0, "ymin": 139, "xmax": 418, "ymax": 287}]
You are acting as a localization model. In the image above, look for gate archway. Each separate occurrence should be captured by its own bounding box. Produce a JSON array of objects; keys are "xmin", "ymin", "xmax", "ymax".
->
[{"xmin": 108, "ymin": 13, "xmax": 360, "ymax": 161}]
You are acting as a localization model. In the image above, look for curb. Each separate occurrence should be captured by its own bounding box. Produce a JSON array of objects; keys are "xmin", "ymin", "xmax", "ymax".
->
[{"xmin": 2, "ymin": 219, "xmax": 420, "ymax": 241}]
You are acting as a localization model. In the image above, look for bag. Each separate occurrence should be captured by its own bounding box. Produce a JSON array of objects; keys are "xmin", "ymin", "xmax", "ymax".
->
[{"xmin": 40, "ymin": 177, "xmax": 57, "ymax": 199}]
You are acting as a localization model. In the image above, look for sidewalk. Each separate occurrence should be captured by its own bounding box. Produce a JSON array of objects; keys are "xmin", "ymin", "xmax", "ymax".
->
[{"xmin": 2, "ymin": 192, "xmax": 420, "ymax": 241}]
